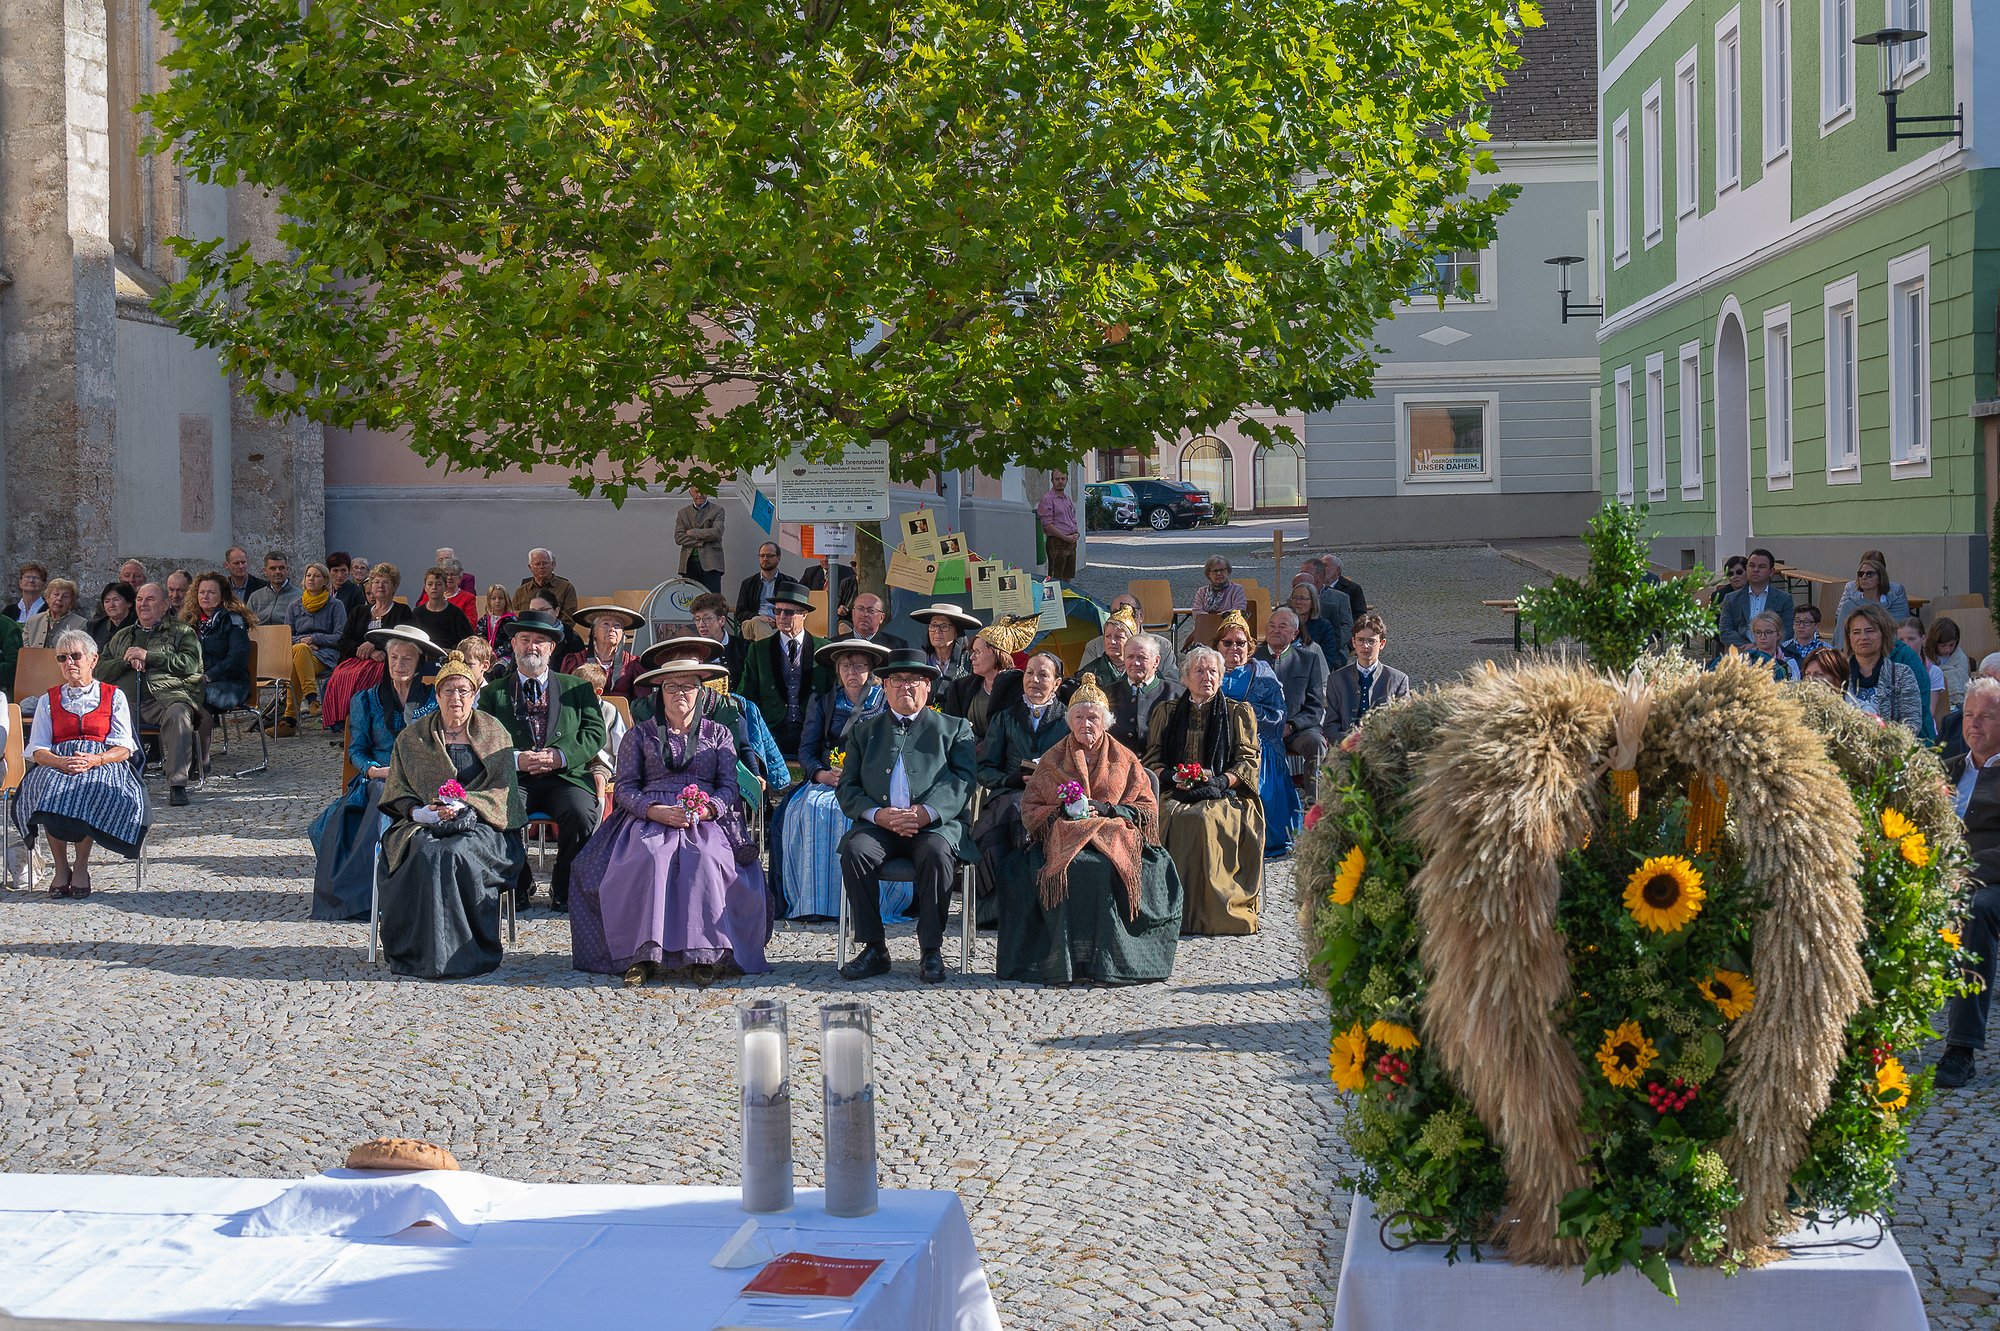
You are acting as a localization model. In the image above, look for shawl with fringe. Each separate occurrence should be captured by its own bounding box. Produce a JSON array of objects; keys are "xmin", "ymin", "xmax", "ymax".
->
[{"xmin": 1021, "ymin": 731, "xmax": 1157, "ymax": 915}]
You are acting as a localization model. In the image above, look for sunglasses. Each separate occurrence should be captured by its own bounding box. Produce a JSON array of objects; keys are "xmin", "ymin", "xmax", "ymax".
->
[
  {"xmin": 1857, "ymin": 570, "xmax": 1878, "ymax": 577},
  {"xmin": 772, "ymin": 607, "xmax": 805, "ymax": 617},
  {"xmin": 56, "ymin": 652, "xmax": 87, "ymax": 662}
]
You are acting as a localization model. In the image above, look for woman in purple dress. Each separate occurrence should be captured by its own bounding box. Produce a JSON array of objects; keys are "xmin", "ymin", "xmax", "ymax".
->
[{"xmin": 568, "ymin": 655, "xmax": 770, "ymax": 986}]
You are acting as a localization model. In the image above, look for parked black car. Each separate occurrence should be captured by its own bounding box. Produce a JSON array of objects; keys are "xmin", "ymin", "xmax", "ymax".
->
[{"xmin": 1121, "ymin": 478, "xmax": 1216, "ymax": 530}]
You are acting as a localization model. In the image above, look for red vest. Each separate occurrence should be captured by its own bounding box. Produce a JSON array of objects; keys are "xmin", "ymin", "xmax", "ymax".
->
[{"xmin": 46, "ymin": 686, "xmax": 116, "ymax": 745}]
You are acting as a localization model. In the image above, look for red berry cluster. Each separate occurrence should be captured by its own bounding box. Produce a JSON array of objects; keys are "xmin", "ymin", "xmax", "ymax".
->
[
  {"xmin": 1868, "ymin": 1043, "xmax": 1892, "ymax": 1068},
  {"xmin": 1646, "ymin": 1079, "xmax": 1697, "ymax": 1113},
  {"xmin": 1376, "ymin": 1053, "xmax": 1410, "ymax": 1103}
]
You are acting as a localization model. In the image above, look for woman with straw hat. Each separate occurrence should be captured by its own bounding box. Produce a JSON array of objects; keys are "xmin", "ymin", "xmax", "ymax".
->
[
  {"xmin": 561, "ymin": 604, "xmax": 645, "ymax": 696},
  {"xmin": 909, "ymin": 603, "xmax": 981, "ymax": 681}
]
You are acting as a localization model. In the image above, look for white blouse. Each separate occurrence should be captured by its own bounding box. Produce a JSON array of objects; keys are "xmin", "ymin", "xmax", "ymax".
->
[{"xmin": 27, "ymin": 682, "xmax": 138, "ymax": 759}]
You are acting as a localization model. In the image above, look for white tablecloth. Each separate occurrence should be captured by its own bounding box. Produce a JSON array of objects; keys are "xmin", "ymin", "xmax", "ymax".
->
[
  {"xmin": 1333, "ymin": 1193, "xmax": 1925, "ymax": 1331},
  {"xmin": 0, "ymin": 1174, "xmax": 1001, "ymax": 1331}
]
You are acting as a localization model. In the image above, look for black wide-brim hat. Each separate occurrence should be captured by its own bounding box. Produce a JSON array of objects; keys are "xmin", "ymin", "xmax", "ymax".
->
[
  {"xmin": 501, "ymin": 609, "xmax": 566, "ymax": 642},
  {"xmin": 874, "ymin": 647, "xmax": 941, "ymax": 681},
  {"xmin": 770, "ymin": 579, "xmax": 815, "ymax": 609}
]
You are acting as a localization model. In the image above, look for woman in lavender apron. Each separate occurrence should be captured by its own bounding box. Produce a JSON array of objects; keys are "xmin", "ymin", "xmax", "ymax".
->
[
  {"xmin": 13, "ymin": 629, "xmax": 147, "ymax": 898},
  {"xmin": 568, "ymin": 655, "xmax": 770, "ymax": 987}
]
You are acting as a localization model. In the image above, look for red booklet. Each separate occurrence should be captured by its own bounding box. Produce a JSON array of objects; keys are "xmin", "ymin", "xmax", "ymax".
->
[{"xmin": 739, "ymin": 1252, "xmax": 884, "ymax": 1300}]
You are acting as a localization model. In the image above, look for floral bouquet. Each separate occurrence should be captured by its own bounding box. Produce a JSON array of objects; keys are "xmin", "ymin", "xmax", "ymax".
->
[
  {"xmin": 827, "ymin": 746, "xmax": 846, "ymax": 771},
  {"xmin": 1058, "ymin": 780, "xmax": 1089, "ymax": 820},
  {"xmin": 677, "ymin": 783, "xmax": 715, "ymax": 821},
  {"xmin": 436, "ymin": 779, "xmax": 468, "ymax": 812},
  {"xmin": 1173, "ymin": 762, "xmax": 1204, "ymax": 789}
]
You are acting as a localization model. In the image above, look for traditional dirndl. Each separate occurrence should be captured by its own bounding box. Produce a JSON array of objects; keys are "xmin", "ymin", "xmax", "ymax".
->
[
  {"xmin": 778, "ymin": 782, "xmax": 912, "ymax": 922},
  {"xmin": 14, "ymin": 739, "xmax": 148, "ymax": 858}
]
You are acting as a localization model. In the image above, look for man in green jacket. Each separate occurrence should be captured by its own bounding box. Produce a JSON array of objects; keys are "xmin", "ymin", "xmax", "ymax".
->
[
  {"xmin": 96, "ymin": 581, "xmax": 207, "ymax": 804},
  {"xmin": 477, "ymin": 609, "xmax": 606, "ymax": 912}
]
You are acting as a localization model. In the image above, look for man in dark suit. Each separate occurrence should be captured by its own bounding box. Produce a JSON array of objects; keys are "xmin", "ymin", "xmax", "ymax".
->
[
  {"xmin": 739, "ymin": 579, "xmax": 832, "ymax": 755},
  {"xmin": 477, "ymin": 610, "xmax": 607, "ymax": 912},
  {"xmin": 836, "ymin": 648, "xmax": 977, "ymax": 984},
  {"xmin": 1937, "ymin": 678, "xmax": 2000, "ymax": 1088},
  {"xmin": 1108, "ymin": 632, "xmax": 1181, "ymax": 755},
  {"xmin": 849, "ymin": 592, "xmax": 908, "ymax": 652},
  {"xmin": 1321, "ymin": 556, "xmax": 1367, "ymax": 624},
  {"xmin": 224, "ymin": 546, "xmax": 267, "ymax": 603},
  {"xmin": 1257, "ymin": 608, "xmax": 1330, "ymax": 781},
  {"xmin": 1718, "ymin": 548, "xmax": 1796, "ymax": 649},
  {"xmin": 689, "ymin": 593, "xmax": 751, "ymax": 693},
  {"xmin": 734, "ymin": 541, "xmax": 785, "ymax": 628},
  {"xmin": 1328, "ymin": 613, "xmax": 1411, "ymax": 741}
]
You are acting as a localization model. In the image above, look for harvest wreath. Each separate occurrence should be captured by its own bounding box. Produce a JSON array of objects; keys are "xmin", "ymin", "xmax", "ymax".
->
[{"xmin": 1295, "ymin": 653, "xmax": 1968, "ymax": 1295}]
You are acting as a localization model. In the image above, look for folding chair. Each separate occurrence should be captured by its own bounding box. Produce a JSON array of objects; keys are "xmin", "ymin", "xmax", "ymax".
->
[
  {"xmin": 249, "ymin": 626, "xmax": 295, "ymax": 734},
  {"xmin": 1129, "ymin": 579, "xmax": 1174, "ymax": 632},
  {"xmin": 527, "ymin": 810, "xmax": 557, "ymax": 870},
  {"xmin": 836, "ymin": 857, "xmax": 978, "ymax": 973},
  {"xmin": 14, "ymin": 649, "xmax": 62, "ymax": 704},
  {"xmin": 576, "ymin": 596, "xmax": 615, "ymax": 609},
  {"xmin": 0, "ymin": 703, "xmax": 29, "ymax": 890},
  {"xmin": 216, "ymin": 638, "xmax": 271, "ymax": 777},
  {"xmin": 369, "ymin": 839, "xmax": 516, "ymax": 964}
]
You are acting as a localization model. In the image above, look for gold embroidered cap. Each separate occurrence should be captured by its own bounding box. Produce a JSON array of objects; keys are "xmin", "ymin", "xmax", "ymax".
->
[
  {"xmin": 1213, "ymin": 611, "xmax": 1252, "ymax": 641},
  {"xmin": 1069, "ymin": 673, "xmax": 1110, "ymax": 708},
  {"xmin": 1103, "ymin": 607, "xmax": 1141, "ymax": 636},
  {"xmin": 977, "ymin": 618, "xmax": 1038, "ymax": 656},
  {"xmin": 432, "ymin": 650, "xmax": 484, "ymax": 691}
]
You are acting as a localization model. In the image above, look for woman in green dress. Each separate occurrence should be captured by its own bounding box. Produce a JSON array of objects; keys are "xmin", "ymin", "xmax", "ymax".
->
[{"xmin": 998, "ymin": 673, "xmax": 1183, "ymax": 985}]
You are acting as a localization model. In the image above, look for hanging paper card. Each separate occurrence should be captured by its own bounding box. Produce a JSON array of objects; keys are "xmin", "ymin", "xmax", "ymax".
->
[
  {"xmin": 970, "ymin": 559, "xmax": 1002, "ymax": 610},
  {"xmin": 931, "ymin": 556, "xmax": 968, "ymax": 594},
  {"xmin": 898, "ymin": 509, "xmax": 942, "ymax": 561},
  {"xmin": 887, "ymin": 547, "xmax": 940, "ymax": 594},
  {"xmin": 935, "ymin": 531, "xmax": 967, "ymax": 561},
  {"xmin": 749, "ymin": 489, "xmax": 775, "ymax": 533},
  {"xmin": 993, "ymin": 569, "xmax": 1036, "ymax": 619},
  {"xmin": 1039, "ymin": 579, "xmax": 1067, "ymax": 631}
]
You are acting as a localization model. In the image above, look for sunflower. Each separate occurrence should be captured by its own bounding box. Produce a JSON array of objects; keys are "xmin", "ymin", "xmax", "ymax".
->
[
  {"xmin": 1880, "ymin": 808, "xmax": 1918, "ymax": 841},
  {"xmin": 1331, "ymin": 846, "xmax": 1366, "ymax": 906},
  {"xmin": 1943, "ymin": 925, "xmax": 1963, "ymax": 950},
  {"xmin": 1900, "ymin": 833, "xmax": 1931, "ymax": 868},
  {"xmin": 1331, "ymin": 1021, "xmax": 1370, "ymax": 1092},
  {"xmin": 1369, "ymin": 1020, "xmax": 1420, "ymax": 1051},
  {"xmin": 1595, "ymin": 1020, "xmax": 1658, "ymax": 1089},
  {"xmin": 1697, "ymin": 969, "xmax": 1756, "ymax": 1020},
  {"xmin": 1874, "ymin": 1057, "xmax": 1911, "ymax": 1111},
  {"xmin": 1623, "ymin": 856, "xmax": 1706, "ymax": 933}
]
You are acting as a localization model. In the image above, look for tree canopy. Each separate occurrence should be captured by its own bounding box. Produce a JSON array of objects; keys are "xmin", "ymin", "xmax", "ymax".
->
[{"xmin": 147, "ymin": 0, "xmax": 1538, "ymax": 491}]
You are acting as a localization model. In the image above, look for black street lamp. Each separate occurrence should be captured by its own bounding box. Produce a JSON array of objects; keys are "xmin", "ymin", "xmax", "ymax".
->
[
  {"xmin": 1544, "ymin": 256, "xmax": 1602, "ymax": 324},
  {"xmin": 1852, "ymin": 28, "xmax": 1962, "ymax": 152}
]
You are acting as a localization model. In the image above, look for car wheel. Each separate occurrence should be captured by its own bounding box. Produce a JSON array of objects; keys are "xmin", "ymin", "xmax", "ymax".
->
[{"xmin": 1146, "ymin": 506, "xmax": 1173, "ymax": 531}]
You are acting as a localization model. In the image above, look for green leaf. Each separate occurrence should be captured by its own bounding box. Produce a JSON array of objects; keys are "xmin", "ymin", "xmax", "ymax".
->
[
  {"xmin": 1639, "ymin": 1251, "xmax": 1678, "ymax": 1300},
  {"xmin": 1326, "ymin": 934, "xmax": 1361, "ymax": 984}
]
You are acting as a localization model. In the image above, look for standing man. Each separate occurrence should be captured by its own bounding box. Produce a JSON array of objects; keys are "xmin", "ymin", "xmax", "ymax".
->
[
  {"xmin": 1108, "ymin": 633, "xmax": 1181, "ymax": 755},
  {"xmin": 510, "ymin": 547, "xmax": 579, "ymax": 625},
  {"xmin": 1257, "ymin": 608, "xmax": 1330, "ymax": 782},
  {"xmin": 850, "ymin": 593, "xmax": 908, "ymax": 651},
  {"xmin": 735, "ymin": 541, "xmax": 785, "ymax": 627},
  {"xmin": 1720, "ymin": 548, "xmax": 1796, "ymax": 649},
  {"xmin": 836, "ymin": 648, "xmax": 977, "ymax": 983},
  {"xmin": 478, "ymin": 609, "xmax": 606, "ymax": 912},
  {"xmin": 96, "ymin": 582, "xmax": 206, "ymax": 806},
  {"xmin": 1936, "ymin": 678, "xmax": 2000, "ymax": 1088},
  {"xmin": 1329, "ymin": 613, "xmax": 1410, "ymax": 744},
  {"xmin": 224, "ymin": 547, "xmax": 266, "ymax": 603},
  {"xmin": 247, "ymin": 552, "xmax": 301, "ymax": 623},
  {"xmin": 675, "ymin": 485, "xmax": 727, "ymax": 594},
  {"xmin": 1037, "ymin": 472, "xmax": 1079, "ymax": 581},
  {"xmin": 740, "ymin": 580, "xmax": 831, "ymax": 754}
]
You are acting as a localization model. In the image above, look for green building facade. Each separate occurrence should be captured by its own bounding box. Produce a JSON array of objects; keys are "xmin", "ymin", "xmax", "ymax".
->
[{"xmin": 1596, "ymin": 0, "xmax": 1996, "ymax": 606}]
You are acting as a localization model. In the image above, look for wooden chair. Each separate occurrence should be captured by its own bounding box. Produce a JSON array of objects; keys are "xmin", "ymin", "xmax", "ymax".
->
[
  {"xmin": 1, "ymin": 702, "xmax": 29, "ymax": 890},
  {"xmin": 611, "ymin": 590, "xmax": 652, "ymax": 612},
  {"xmin": 1129, "ymin": 579, "xmax": 1175, "ymax": 631},
  {"xmin": 14, "ymin": 648, "xmax": 61, "ymax": 704},
  {"xmin": 576, "ymin": 595, "xmax": 614, "ymax": 608},
  {"xmin": 1934, "ymin": 594, "xmax": 1987, "ymax": 611},
  {"xmin": 250, "ymin": 625, "xmax": 296, "ymax": 731},
  {"xmin": 806, "ymin": 587, "xmax": 831, "ymax": 638},
  {"xmin": 340, "ymin": 716, "xmax": 358, "ymax": 788}
]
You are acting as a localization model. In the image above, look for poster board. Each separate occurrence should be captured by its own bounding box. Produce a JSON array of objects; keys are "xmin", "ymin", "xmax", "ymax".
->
[{"xmin": 775, "ymin": 440, "xmax": 891, "ymax": 522}]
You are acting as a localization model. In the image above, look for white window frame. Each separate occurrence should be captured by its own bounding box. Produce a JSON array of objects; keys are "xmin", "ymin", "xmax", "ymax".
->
[
  {"xmin": 1764, "ymin": 0, "xmax": 1791, "ymax": 160},
  {"xmin": 1675, "ymin": 51, "xmax": 1701, "ymax": 218},
  {"xmin": 1611, "ymin": 114, "xmax": 1632, "ymax": 266},
  {"xmin": 1678, "ymin": 341, "xmax": 1704, "ymax": 499},
  {"xmin": 1822, "ymin": 0, "xmax": 1855, "ymax": 129},
  {"xmin": 1394, "ymin": 393, "xmax": 1502, "ymax": 494},
  {"xmin": 1611, "ymin": 0, "xmax": 1627, "ymax": 22},
  {"xmin": 1643, "ymin": 84, "xmax": 1664, "ymax": 245},
  {"xmin": 1762, "ymin": 306, "xmax": 1794, "ymax": 488},
  {"xmin": 1586, "ymin": 209, "xmax": 1603, "ymax": 303},
  {"xmin": 1824, "ymin": 274, "xmax": 1861, "ymax": 483},
  {"xmin": 1396, "ymin": 244, "xmax": 1498, "ymax": 309},
  {"xmin": 1889, "ymin": 0, "xmax": 1928, "ymax": 85},
  {"xmin": 1645, "ymin": 354, "xmax": 1668, "ymax": 499},
  {"xmin": 1888, "ymin": 246, "xmax": 1931, "ymax": 475},
  {"xmin": 1716, "ymin": 13, "xmax": 1743, "ymax": 192},
  {"xmin": 1615, "ymin": 365, "xmax": 1635, "ymax": 500}
]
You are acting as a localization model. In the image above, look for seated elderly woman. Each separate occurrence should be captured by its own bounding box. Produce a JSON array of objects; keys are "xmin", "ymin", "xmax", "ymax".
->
[
  {"xmin": 773, "ymin": 639, "xmax": 899, "ymax": 920},
  {"xmin": 89, "ymin": 581, "xmax": 137, "ymax": 651},
  {"xmin": 321, "ymin": 562, "xmax": 413, "ymax": 732},
  {"xmin": 1214, "ymin": 612, "xmax": 1299, "ymax": 856},
  {"xmin": 560, "ymin": 605, "xmax": 643, "ymax": 696},
  {"xmin": 1143, "ymin": 644, "xmax": 1264, "ymax": 934},
  {"xmin": 909, "ymin": 603, "xmax": 980, "ymax": 681},
  {"xmin": 1190, "ymin": 556, "xmax": 1247, "ymax": 615},
  {"xmin": 972, "ymin": 650, "xmax": 1070, "ymax": 925},
  {"xmin": 1065, "ymin": 609, "xmax": 1139, "ymax": 700},
  {"xmin": 23, "ymin": 578, "xmax": 88, "ymax": 650},
  {"xmin": 13, "ymin": 629, "xmax": 147, "ymax": 899},
  {"xmin": 629, "ymin": 636, "xmax": 788, "ymax": 797},
  {"xmin": 999, "ymin": 675, "xmax": 1183, "ymax": 984},
  {"xmin": 375, "ymin": 651, "xmax": 525, "ymax": 980},
  {"xmin": 310, "ymin": 627, "xmax": 441, "ymax": 922},
  {"xmin": 569, "ymin": 654, "xmax": 770, "ymax": 987},
  {"xmin": 282, "ymin": 562, "xmax": 348, "ymax": 738}
]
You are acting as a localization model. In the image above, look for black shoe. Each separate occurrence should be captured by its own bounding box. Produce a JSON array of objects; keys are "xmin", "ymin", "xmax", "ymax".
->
[
  {"xmin": 839, "ymin": 943, "xmax": 891, "ymax": 981},
  {"xmin": 1936, "ymin": 1046, "xmax": 1977, "ymax": 1088},
  {"xmin": 548, "ymin": 898, "xmax": 569, "ymax": 914},
  {"xmin": 169, "ymin": 786, "xmax": 188, "ymax": 807},
  {"xmin": 919, "ymin": 949, "xmax": 946, "ymax": 984}
]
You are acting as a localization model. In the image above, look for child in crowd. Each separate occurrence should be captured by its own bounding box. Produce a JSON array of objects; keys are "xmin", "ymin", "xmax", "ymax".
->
[
  {"xmin": 1927, "ymin": 617, "xmax": 1970, "ymax": 715},
  {"xmin": 1898, "ymin": 616, "xmax": 1948, "ymax": 730},
  {"xmin": 453, "ymin": 634, "xmax": 497, "ymax": 682},
  {"xmin": 571, "ymin": 662, "xmax": 628, "ymax": 809},
  {"xmin": 1782, "ymin": 604, "xmax": 1825, "ymax": 661}
]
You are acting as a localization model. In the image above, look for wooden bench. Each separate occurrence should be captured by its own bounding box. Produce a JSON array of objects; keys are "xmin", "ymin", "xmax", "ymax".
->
[{"xmin": 1482, "ymin": 600, "xmax": 1538, "ymax": 652}]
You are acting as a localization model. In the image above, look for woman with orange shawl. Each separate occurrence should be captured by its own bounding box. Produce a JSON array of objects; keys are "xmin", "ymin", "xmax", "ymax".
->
[{"xmin": 997, "ymin": 675, "xmax": 1184, "ymax": 985}]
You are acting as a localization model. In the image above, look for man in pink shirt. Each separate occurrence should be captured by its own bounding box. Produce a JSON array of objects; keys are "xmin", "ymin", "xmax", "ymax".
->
[{"xmin": 1037, "ymin": 473, "xmax": 1080, "ymax": 581}]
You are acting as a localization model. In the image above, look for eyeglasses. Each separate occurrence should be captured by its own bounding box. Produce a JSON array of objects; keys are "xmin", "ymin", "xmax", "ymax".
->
[
  {"xmin": 772, "ymin": 607, "xmax": 804, "ymax": 618},
  {"xmin": 659, "ymin": 681, "xmax": 703, "ymax": 695},
  {"xmin": 56, "ymin": 652, "xmax": 86, "ymax": 662}
]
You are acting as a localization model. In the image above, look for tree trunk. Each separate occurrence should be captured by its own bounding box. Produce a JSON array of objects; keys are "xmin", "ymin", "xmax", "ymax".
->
[{"xmin": 858, "ymin": 521, "xmax": 887, "ymax": 601}]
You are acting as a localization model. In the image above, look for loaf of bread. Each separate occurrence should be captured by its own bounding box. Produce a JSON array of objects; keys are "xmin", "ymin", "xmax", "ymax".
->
[{"xmin": 344, "ymin": 1137, "xmax": 460, "ymax": 1172}]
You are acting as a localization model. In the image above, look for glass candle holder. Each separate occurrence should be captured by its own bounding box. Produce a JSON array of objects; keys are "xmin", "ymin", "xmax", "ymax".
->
[
  {"xmin": 738, "ymin": 999, "xmax": 793, "ymax": 1214},
  {"xmin": 819, "ymin": 1002, "xmax": 878, "ymax": 1218}
]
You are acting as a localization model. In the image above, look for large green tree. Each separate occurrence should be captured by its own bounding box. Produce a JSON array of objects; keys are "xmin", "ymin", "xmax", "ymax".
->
[{"xmin": 147, "ymin": 0, "xmax": 1537, "ymax": 491}]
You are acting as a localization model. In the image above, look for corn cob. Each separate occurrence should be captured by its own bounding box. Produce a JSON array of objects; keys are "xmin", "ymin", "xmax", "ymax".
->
[
  {"xmin": 1685, "ymin": 773, "xmax": 1728, "ymax": 854},
  {"xmin": 1608, "ymin": 768, "xmax": 1640, "ymax": 823}
]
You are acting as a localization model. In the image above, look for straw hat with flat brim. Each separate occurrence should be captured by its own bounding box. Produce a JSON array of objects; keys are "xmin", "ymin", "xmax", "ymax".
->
[
  {"xmin": 907, "ymin": 603, "xmax": 981, "ymax": 631},
  {"xmin": 641, "ymin": 635, "xmax": 723, "ymax": 669},
  {"xmin": 574, "ymin": 604, "xmax": 645, "ymax": 630},
  {"xmin": 815, "ymin": 637, "xmax": 890, "ymax": 669},
  {"xmin": 634, "ymin": 659, "xmax": 730, "ymax": 687},
  {"xmin": 365, "ymin": 625, "xmax": 445, "ymax": 657}
]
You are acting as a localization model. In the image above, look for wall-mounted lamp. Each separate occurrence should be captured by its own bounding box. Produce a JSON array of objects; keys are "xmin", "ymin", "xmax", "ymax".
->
[
  {"xmin": 1544, "ymin": 256, "xmax": 1602, "ymax": 324},
  {"xmin": 1851, "ymin": 28, "xmax": 1962, "ymax": 152}
]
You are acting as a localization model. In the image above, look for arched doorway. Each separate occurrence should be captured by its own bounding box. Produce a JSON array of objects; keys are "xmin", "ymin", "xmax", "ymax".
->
[
  {"xmin": 1253, "ymin": 440, "xmax": 1304, "ymax": 509},
  {"xmin": 1181, "ymin": 436, "xmax": 1233, "ymax": 509},
  {"xmin": 1714, "ymin": 307, "xmax": 1752, "ymax": 559}
]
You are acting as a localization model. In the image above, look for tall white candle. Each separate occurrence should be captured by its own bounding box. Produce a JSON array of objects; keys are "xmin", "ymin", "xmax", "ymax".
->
[
  {"xmin": 742, "ymin": 1028, "xmax": 784, "ymax": 1098},
  {"xmin": 824, "ymin": 1026, "xmax": 868, "ymax": 1099}
]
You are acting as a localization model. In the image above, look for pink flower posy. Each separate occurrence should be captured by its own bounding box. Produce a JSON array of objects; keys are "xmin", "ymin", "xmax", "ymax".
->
[{"xmin": 438, "ymin": 780, "xmax": 468, "ymax": 802}]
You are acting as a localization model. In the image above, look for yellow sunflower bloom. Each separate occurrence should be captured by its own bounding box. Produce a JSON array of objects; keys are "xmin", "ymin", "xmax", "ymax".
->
[
  {"xmin": 1874, "ymin": 1057, "xmax": 1911, "ymax": 1111},
  {"xmin": 1943, "ymin": 926, "xmax": 1963, "ymax": 950},
  {"xmin": 1880, "ymin": 808, "xmax": 1918, "ymax": 841},
  {"xmin": 1623, "ymin": 856, "xmax": 1706, "ymax": 933},
  {"xmin": 1331, "ymin": 1021, "xmax": 1370, "ymax": 1092},
  {"xmin": 1696, "ymin": 969, "xmax": 1756, "ymax": 1020},
  {"xmin": 1595, "ymin": 1020, "xmax": 1658, "ymax": 1089},
  {"xmin": 1368, "ymin": 1020, "xmax": 1420, "ymax": 1051},
  {"xmin": 1900, "ymin": 833, "xmax": 1931, "ymax": 868},
  {"xmin": 1331, "ymin": 846, "xmax": 1366, "ymax": 906}
]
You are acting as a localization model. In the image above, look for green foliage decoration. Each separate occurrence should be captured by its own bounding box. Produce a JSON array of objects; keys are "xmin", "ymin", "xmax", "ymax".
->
[{"xmin": 1515, "ymin": 503, "xmax": 1712, "ymax": 675}]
